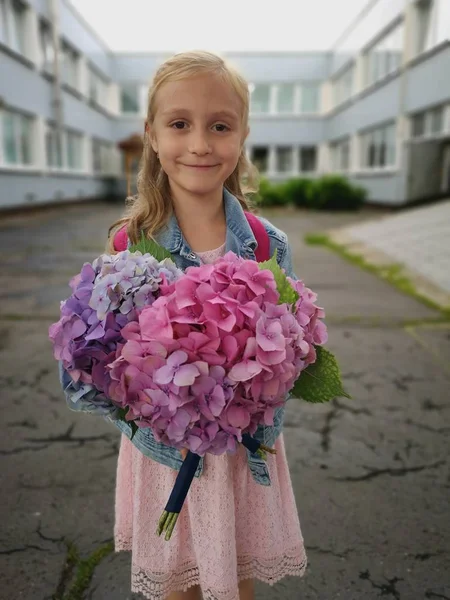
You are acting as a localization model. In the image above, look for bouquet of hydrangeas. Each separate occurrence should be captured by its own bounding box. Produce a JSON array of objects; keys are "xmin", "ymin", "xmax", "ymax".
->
[{"xmin": 50, "ymin": 237, "xmax": 349, "ymax": 541}]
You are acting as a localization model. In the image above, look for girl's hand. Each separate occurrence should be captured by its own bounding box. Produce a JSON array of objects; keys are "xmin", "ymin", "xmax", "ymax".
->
[{"xmin": 180, "ymin": 448, "xmax": 188, "ymax": 460}]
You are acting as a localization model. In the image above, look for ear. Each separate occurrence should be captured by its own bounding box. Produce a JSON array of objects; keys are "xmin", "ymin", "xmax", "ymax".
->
[{"xmin": 145, "ymin": 121, "xmax": 158, "ymax": 154}]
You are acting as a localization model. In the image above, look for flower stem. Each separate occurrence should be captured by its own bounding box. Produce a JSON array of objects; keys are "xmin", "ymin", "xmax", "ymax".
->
[
  {"xmin": 256, "ymin": 448, "xmax": 267, "ymax": 460},
  {"xmin": 165, "ymin": 513, "xmax": 179, "ymax": 541},
  {"xmin": 156, "ymin": 511, "xmax": 169, "ymax": 536},
  {"xmin": 260, "ymin": 443, "xmax": 277, "ymax": 455}
]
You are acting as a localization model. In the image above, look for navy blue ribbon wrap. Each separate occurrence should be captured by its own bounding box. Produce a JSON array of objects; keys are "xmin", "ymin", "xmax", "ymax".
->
[{"xmin": 164, "ymin": 435, "xmax": 263, "ymax": 515}]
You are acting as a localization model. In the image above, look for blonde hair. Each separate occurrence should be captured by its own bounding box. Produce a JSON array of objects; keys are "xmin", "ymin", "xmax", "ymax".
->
[{"xmin": 107, "ymin": 50, "xmax": 259, "ymax": 253}]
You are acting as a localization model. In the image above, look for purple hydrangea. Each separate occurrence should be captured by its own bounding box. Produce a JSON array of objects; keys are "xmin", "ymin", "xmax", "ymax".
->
[{"xmin": 49, "ymin": 251, "xmax": 182, "ymax": 392}]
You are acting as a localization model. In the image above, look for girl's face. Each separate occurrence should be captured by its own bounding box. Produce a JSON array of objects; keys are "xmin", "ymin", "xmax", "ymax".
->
[{"xmin": 149, "ymin": 73, "xmax": 248, "ymax": 199}]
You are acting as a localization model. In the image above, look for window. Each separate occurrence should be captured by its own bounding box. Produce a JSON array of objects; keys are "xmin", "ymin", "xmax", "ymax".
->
[
  {"xmin": 39, "ymin": 20, "xmax": 54, "ymax": 73},
  {"xmin": 1, "ymin": 0, "xmax": 26, "ymax": 54},
  {"xmin": 276, "ymin": 147, "xmax": 293, "ymax": 173},
  {"xmin": 46, "ymin": 125, "xmax": 63, "ymax": 168},
  {"xmin": 92, "ymin": 139, "xmax": 112, "ymax": 174},
  {"xmin": 331, "ymin": 139, "xmax": 351, "ymax": 171},
  {"xmin": 411, "ymin": 105, "xmax": 445, "ymax": 137},
  {"xmin": 0, "ymin": 0, "xmax": 8, "ymax": 43},
  {"xmin": 66, "ymin": 130, "xmax": 82, "ymax": 170},
  {"xmin": 416, "ymin": 0, "xmax": 435, "ymax": 55},
  {"xmin": 412, "ymin": 112, "xmax": 426, "ymax": 137},
  {"xmin": 276, "ymin": 84, "xmax": 295, "ymax": 114},
  {"xmin": 366, "ymin": 21, "xmax": 404, "ymax": 87},
  {"xmin": 250, "ymin": 84, "xmax": 270, "ymax": 114},
  {"xmin": 252, "ymin": 146, "xmax": 269, "ymax": 173},
  {"xmin": 299, "ymin": 147, "xmax": 317, "ymax": 172},
  {"xmin": 430, "ymin": 106, "xmax": 444, "ymax": 134},
  {"xmin": 361, "ymin": 122, "xmax": 396, "ymax": 169},
  {"xmin": 2, "ymin": 109, "xmax": 33, "ymax": 166},
  {"xmin": 61, "ymin": 42, "xmax": 79, "ymax": 89},
  {"xmin": 120, "ymin": 84, "xmax": 140, "ymax": 114},
  {"xmin": 89, "ymin": 67, "xmax": 108, "ymax": 108},
  {"xmin": 301, "ymin": 83, "xmax": 320, "ymax": 113},
  {"xmin": 333, "ymin": 66, "xmax": 354, "ymax": 107}
]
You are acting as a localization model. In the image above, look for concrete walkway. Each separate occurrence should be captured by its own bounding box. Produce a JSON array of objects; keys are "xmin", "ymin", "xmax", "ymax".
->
[
  {"xmin": 328, "ymin": 200, "xmax": 450, "ymax": 310},
  {"xmin": 0, "ymin": 202, "xmax": 449, "ymax": 600}
]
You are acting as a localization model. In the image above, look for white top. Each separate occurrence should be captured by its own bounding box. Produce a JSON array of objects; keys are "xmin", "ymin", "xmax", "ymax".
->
[{"xmin": 195, "ymin": 242, "xmax": 226, "ymax": 264}]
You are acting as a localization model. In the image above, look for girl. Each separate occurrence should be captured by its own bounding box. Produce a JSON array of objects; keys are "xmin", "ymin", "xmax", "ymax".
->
[{"xmin": 111, "ymin": 50, "xmax": 307, "ymax": 599}]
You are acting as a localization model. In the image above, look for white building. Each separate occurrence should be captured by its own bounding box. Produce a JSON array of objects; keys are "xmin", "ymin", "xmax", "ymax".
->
[{"xmin": 0, "ymin": 0, "xmax": 449, "ymax": 209}]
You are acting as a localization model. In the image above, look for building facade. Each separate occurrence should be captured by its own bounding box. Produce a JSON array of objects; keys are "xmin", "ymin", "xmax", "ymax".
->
[{"xmin": 0, "ymin": 0, "xmax": 449, "ymax": 210}]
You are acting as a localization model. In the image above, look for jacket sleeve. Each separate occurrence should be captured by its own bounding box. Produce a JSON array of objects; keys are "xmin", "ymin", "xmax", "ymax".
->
[{"xmin": 278, "ymin": 236, "xmax": 298, "ymax": 281}]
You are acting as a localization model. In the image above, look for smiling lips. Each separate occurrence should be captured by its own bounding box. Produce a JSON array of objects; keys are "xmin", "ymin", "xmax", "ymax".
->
[{"xmin": 182, "ymin": 164, "xmax": 219, "ymax": 169}]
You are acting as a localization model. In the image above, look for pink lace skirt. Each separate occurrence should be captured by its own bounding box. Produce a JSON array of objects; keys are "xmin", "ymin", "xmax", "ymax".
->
[{"xmin": 115, "ymin": 434, "xmax": 307, "ymax": 600}]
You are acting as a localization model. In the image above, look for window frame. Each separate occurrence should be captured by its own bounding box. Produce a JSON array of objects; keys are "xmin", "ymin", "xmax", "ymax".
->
[
  {"xmin": 1, "ymin": 108, "xmax": 34, "ymax": 167},
  {"xmin": 360, "ymin": 122, "xmax": 397, "ymax": 171},
  {"xmin": 249, "ymin": 83, "xmax": 272, "ymax": 115},
  {"xmin": 120, "ymin": 83, "xmax": 141, "ymax": 114},
  {"xmin": 364, "ymin": 20, "xmax": 404, "ymax": 88},
  {"xmin": 299, "ymin": 146, "xmax": 318, "ymax": 173},
  {"xmin": 61, "ymin": 40, "xmax": 80, "ymax": 90}
]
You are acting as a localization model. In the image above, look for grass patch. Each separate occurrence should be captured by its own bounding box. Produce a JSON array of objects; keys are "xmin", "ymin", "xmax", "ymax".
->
[
  {"xmin": 53, "ymin": 539, "xmax": 114, "ymax": 600},
  {"xmin": 305, "ymin": 232, "xmax": 450, "ymax": 319}
]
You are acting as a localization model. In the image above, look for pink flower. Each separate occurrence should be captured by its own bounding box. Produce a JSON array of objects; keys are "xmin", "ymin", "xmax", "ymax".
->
[{"xmin": 154, "ymin": 350, "xmax": 200, "ymax": 387}]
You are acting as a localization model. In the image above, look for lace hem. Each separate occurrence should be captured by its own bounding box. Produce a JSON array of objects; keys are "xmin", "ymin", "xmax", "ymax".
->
[{"xmin": 130, "ymin": 549, "xmax": 307, "ymax": 600}]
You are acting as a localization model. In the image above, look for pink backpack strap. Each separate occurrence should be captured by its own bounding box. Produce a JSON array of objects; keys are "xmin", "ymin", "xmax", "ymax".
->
[
  {"xmin": 244, "ymin": 211, "xmax": 270, "ymax": 262},
  {"xmin": 113, "ymin": 226, "xmax": 128, "ymax": 251}
]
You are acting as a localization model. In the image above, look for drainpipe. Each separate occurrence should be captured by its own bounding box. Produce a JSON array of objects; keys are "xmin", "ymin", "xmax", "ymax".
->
[
  {"xmin": 396, "ymin": 0, "xmax": 412, "ymax": 205},
  {"xmin": 49, "ymin": 0, "xmax": 64, "ymax": 166}
]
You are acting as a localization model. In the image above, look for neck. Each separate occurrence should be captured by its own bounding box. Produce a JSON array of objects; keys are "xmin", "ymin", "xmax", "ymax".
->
[{"xmin": 169, "ymin": 184, "xmax": 227, "ymax": 252}]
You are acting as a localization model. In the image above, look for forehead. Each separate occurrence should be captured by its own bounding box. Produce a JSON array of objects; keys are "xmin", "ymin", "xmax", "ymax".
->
[{"xmin": 155, "ymin": 73, "xmax": 242, "ymax": 119}]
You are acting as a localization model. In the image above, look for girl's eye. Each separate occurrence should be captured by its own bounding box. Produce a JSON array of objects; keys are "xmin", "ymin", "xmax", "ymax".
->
[
  {"xmin": 172, "ymin": 121, "xmax": 187, "ymax": 130},
  {"xmin": 213, "ymin": 124, "xmax": 229, "ymax": 132}
]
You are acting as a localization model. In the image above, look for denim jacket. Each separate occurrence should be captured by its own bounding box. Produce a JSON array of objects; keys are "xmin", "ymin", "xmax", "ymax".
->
[{"xmin": 59, "ymin": 187, "xmax": 297, "ymax": 486}]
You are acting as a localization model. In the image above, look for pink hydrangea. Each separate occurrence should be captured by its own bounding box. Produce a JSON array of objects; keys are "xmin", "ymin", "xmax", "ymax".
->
[{"xmin": 108, "ymin": 252, "xmax": 327, "ymax": 456}]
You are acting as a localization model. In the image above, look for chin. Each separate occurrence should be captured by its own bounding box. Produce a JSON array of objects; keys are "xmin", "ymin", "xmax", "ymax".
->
[{"xmin": 173, "ymin": 177, "xmax": 226, "ymax": 197}]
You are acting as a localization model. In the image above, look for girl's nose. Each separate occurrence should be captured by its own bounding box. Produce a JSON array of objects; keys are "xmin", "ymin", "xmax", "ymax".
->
[{"xmin": 188, "ymin": 132, "xmax": 212, "ymax": 155}]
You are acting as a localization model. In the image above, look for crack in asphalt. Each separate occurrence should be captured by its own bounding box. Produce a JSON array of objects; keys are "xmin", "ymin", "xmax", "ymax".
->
[
  {"xmin": 406, "ymin": 419, "xmax": 450, "ymax": 435},
  {"xmin": 0, "ymin": 444, "xmax": 50, "ymax": 455},
  {"xmin": 24, "ymin": 423, "xmax": 115, "ymax": 447},
  {"xmin": 319, "ymin": 401, "xmax": 340, "ymax": 452},
  {"xmin": 421, "ymin": 398, "xmax": 450, "ymax": 412},
  {"xmin": 0, "ymin": 544, "xmax": 53, "ymax": 555},
  {"xmin": 36, "ymin": 522, "xmax": 65, "ymax": 544},
  {"xmin": 333, "ymin": 460, "xmax": 446, "ymax": 482},
  {"xmin": 7, "ymin": 419, "xmax": 38, "ymax": 429},
  {"xmin": 319, "ymin": 398, "xmax": 372, "ymax": 453},
  {"xmin": 359, "ymin": 569, "xmax": 402, "ymax": 599}
]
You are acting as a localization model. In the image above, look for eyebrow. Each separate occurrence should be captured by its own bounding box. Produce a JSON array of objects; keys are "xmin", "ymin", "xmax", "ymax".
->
[{"xmin": 161, "ymin": 108, "xmax": 239, "ymax": 121}]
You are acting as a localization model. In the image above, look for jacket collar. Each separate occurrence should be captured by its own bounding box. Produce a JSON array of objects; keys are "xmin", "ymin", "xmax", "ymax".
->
[{"xmin": 153, "ymin": 187, "xmax": 258, "ymax": 258}]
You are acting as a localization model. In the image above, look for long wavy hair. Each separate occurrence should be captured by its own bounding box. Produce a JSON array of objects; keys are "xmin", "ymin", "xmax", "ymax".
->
[{"xmin": 107, "ymin": 50, "xmax": 259, "ymax": 252}]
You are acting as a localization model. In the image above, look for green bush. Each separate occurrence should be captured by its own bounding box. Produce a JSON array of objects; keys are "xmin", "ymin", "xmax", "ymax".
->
[
  {"xmin": 308, "ymin": 175, "xmax": 366, "ymax": 211},
  {"xmin": 281, "ymin": 178, "xmax": 313, "ymax": 208},
  {"xmin": 251, "ymin": 174, "xmax": 366, "ymax": 211},
  {"xmin": 252, "ymin": 178, "xmax": 288, "ymax": 207}
]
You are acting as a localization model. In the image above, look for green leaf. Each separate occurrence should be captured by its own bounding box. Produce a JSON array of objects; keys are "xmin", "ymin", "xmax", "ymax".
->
[
  {"xmin": 258, "ymin": 250, "xmax": 300, "ymax": 306},
  {"xmin": 291, "ymin": 346, "xmax": 351, "ymax": 403},
  {"xmin": 129, "ymin": 231, "xmax": 174, "ymax": 262},
  {"xmin": 116, "ymin": 407, "xmax": 139, "ymax": 440}
]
